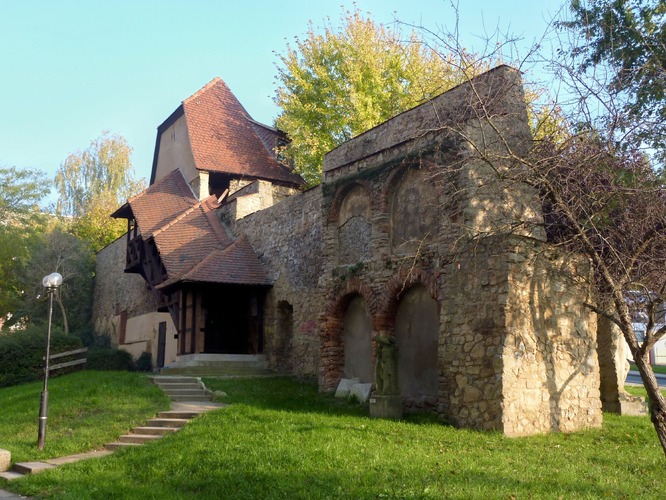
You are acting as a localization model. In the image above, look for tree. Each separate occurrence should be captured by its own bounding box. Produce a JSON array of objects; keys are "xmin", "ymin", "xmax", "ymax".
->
[
  {"xmin": 417, "ymin": 33, "xmax": 666, "ymax": 457},
  {"xmin": 561, "ymin": 0, "xmax": 665, "ymax": 166},
  {"xmin": 274, "ymin": 7, "xmax": 485, "ymax": 185},
  {"xmin": 0, "ymin": 167, "xmax": 49, "ymax": 325},
  {"xmin": 54, "ymin": 131, "xmax": 146, "ymax": 250},
  {"xmin": 20, "ymin": 227, "xmax": 95, "ymax": 335}
]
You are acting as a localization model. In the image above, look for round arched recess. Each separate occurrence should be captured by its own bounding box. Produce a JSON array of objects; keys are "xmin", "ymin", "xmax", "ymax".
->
[
  {"xmin": 338, "ymin": 184, "xmax": 372, "ymax": 265},
  {"xmin": 342, "ymin": 295, "xmax": 373, "ymax": 383},
  {"xmin": 394, "ymin": 285, "xmax": 439, "ymax": 400},
  {"xmin": 389, "ymin": 167, "xmax": 437, "ymax": 255}
]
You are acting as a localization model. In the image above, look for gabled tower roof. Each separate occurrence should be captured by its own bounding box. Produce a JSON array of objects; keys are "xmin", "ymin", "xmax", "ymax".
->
[{"xmin": 151, "ymin": 77, "xmax": 303, "ymax": 187}]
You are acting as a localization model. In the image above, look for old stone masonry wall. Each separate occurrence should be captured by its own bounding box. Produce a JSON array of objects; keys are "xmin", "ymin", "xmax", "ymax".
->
[
  {"xmin": 224, "ymin": 187, "xmax": 324, "ymax": 377},
  {"xmin": 313, "ymin": 66, "xmax": 602, "ymax": 434}
]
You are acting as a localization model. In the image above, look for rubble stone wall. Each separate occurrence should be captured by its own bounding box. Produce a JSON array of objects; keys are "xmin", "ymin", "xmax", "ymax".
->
[
  {"xmin": 93, "ymin": 235, "xmax": 177, "ymax": 365},
  {"xmin": 228, "ymin": 187, "xmax": 324, "ymax": 376}
]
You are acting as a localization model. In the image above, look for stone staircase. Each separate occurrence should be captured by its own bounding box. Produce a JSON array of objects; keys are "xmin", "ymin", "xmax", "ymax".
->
[
  {"xmin": 151, "ymin": 376, "xmax": 212, "ymax": 402},
  {"xmin": 105, "ymin": 409, "xmax": 200, "ymax": 450},
  {"xmin": 1, "ymin": 376, "xmax": 223, "ymax": 481},
  {"xmin": 106, "ymin": 376, "xmax": 213, "ymax": 450}
]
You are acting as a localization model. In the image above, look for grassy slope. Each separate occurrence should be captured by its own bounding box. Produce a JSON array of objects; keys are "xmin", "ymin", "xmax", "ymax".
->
[
  {"xmin": 0, "ymin": 371, "xmax": 168, "ymax": 464},
  {"xmin": 8, "ymin": 377, "xmax": 666, "ymax": 499}
]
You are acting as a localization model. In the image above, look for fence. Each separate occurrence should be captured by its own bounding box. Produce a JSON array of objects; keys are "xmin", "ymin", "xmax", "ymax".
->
[{"xmin": 48, "ymin": 347, "xmax": 88, "ymax": 373}]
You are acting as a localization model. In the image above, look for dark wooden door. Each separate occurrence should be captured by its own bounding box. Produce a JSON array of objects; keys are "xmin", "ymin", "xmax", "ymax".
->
[{"xmin": 157, "ymin": 322, "xmax": 167, "ymax": 368}]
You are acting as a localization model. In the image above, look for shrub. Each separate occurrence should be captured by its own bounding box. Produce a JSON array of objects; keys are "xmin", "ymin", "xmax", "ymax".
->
[
  {"xmin": 135, "ymin": 351, "xmax": 153, "ymax": 372},
  {"xmin": 0, "ymin": 325, "xmax": 83, "ymax": 388},
  {"xmin": 86, "ymin": 346, "xmax": 135, "ymax": 371}
]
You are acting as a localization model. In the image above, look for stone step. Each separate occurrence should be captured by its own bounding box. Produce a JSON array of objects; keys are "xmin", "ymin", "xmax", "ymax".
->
[
  {"xmin": 162, "ymin": 388, "xmax": 208, "ymax": 396},
  {"xmin": 155, "ymin": 383, "xmax": 203, "ymax": 390},
  {"xmin": 146, "ymin": 417, "xmax": 190, "ymax": 428},
  {"xmin": 105, "ymin": 442, "xmax": 141, "ymax": 451},
  {"xmin": 168, "ymin": 394, "xmax": 211, "ymax": 402},
  {"xmin": 151, "ymin": 376, "xmax": 199, "ymax": 384},
  {"xmin": 0, "ymin": 470, "xmax": 24, "ymax": 481},
  {"xmin": 158, "ymin": 410, "xmax": 203, "ymax": 419},
  {"xmin": 132, "ymin": 426, "xmax": 179, "ymax": 436},
  {"xmin": 118, "ymin": 434, "xmax": 162, "ymax": 444},
  {"xmin": 159, "ymin": 366, "xmax": 274, "ymax": 377},
  {"xmin": 13, "ymin": 461, "xmax": 55, "ymax": 475}
]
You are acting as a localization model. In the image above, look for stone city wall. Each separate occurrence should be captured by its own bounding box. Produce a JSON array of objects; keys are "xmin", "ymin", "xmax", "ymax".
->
[
  {"xmin": 93, "ymin": 235, "xmax": 177, "ymax": 365},
  {"xmin": 224, "ymin": 187, "xmax": 324, "ymax": 377},
  {"xmin": 312, "ymin": 65, "xmax": 602, "ymax": 434}
]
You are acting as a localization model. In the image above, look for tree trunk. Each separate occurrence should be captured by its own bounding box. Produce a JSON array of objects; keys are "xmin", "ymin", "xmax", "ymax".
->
[
  {"xmin": 56, "ymin": 294, "xmax": 69, "ymax": 335},
  {"xmin": 633, "ymin": 353, "xmax": 666, "ymax": 457}
]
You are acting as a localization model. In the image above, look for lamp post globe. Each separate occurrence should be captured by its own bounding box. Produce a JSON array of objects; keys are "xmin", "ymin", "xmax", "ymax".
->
[
  {"xmin": 37, "ymin": 271, "xmax": 63, "ymax": 450},
  {"xmin": 42, "ymin": 272, "xmax": 63, "ymax": 289}
]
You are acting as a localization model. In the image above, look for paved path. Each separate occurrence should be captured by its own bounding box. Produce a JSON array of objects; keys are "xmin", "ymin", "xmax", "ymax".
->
[
  {"xmin": 626, "ymin": 370, "xmax": 666, "ymax": 387},
  {"xmin": 0, "ymin": 378, "xmax": 225, "ymax": 498},
  {"xmin": 0, "ymin": 489, "xmax": 29, "ymax": 499}
]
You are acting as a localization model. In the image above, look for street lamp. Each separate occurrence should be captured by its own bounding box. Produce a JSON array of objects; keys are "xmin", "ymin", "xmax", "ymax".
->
[{"xmin": 37, "ymin": 272, "xmax": 63, "ymax": 450}]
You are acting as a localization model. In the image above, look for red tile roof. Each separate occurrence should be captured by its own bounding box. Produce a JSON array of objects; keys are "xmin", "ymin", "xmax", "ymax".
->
[
  {"xmin": 158, "ymin": 235, "xmax": 270, "ymax": 288},
  {"xmin": 116, "ymin": 169, "xmax": 271, "ymax": 288},
  {"xmin": 112, "ymin": 168, "xmax": 198, "ymax": 239},
  {"xmin": 182, "ymin": 77, "xmax": 303, "ymax": 186}
]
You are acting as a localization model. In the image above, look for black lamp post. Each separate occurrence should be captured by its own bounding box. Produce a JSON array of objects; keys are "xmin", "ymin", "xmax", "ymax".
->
[{"xmin": 37, "ymin": 271, "xmax": 63, "ymax": 450}]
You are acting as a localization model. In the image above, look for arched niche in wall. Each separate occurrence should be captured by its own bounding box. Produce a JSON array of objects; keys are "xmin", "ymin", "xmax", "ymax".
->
[
  {"xmin": 394, "ymin": 285, "xmax": 439, "ymax": 401},
  {"xmin": 337, "ymin": 184, "xmax": 372, "ymax": 265},
  {"xmin": 342, "ymin": 295, "xmax": 373, "ymax": 383},
  {"xmin": 390, "ymin": 166, "xmax": 437, "ymax": 255}
]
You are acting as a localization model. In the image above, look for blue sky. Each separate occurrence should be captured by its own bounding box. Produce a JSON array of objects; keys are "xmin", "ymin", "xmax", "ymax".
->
[{"xmin": 0, "ymin": 0, "xmax": 565, "ymax": 194}]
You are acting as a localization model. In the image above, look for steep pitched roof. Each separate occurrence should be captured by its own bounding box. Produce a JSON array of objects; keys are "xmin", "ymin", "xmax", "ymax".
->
[
  {"xmin": 181, "ymin": 77, "xmax": 303, "ymax": 186},
  {"xmin": 115, "ymin": 169, "xmax": 272, "ymax": 288},
  {"xmin": 157, "ymin": 235, "xmax": 270, "ymax": 288},
  {"xmin": 112, "ymin": 168, "xmax": 197, "ymax": 238}
]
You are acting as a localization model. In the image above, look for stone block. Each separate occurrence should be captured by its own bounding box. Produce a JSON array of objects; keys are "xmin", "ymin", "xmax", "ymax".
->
[
  {"xmin": 334, "ymin": 378, "xmax": 359, "ymax": 398},
  {"xmin": 0, "ymin": 448, "xmax": 10, "ymax": 472},
  {"xmin": 350, "ymin": 383, "xmax": 373, "ymax": 403},
  {"xmin": 369, "ymin": 395, "xmax": 403, "ymax": 419},
  {"xmin": 602, "ymin": 393, "xmax": 649, "ymax": 416}
]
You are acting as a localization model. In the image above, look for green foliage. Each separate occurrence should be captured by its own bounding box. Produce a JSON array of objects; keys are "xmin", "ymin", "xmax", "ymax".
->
[
  {"xmin": 563, "ymin": 0, "xmax": 665, "ymax": 164},
  {"xmin": 54, "ymin": 131, "xmax": 146, "ymax": 250},
  {"xmin": 0, "ymin": 166, "xmax": 48, "ymax": 218},
  {"xmin": 134, "ymin": 351, "xmax": 153, "ymax": 372},
  {"xmin": 18, "ymin": 227, "xmax": 95, "ymax": 334},
  {"xmin": 0, "ymin": 167, "xmax": 50, "ymax": 322},
  {"xmin": 8, "ymin": 376, "xmax": 666, "ymax": 499},
  {"xmin": 0, "ymin": 371, "xmax": 168, "ymax": 464},
  {"xmin": 86, "ymin": 346, "xmax": 135, "ymax": 372},
  {"xmin": 0, "ymin": 324, "xmax": 82, "ymax": 388},
  {"xmin": 274, "ymin": 7, "xmax": 485, "ymax": 186}
]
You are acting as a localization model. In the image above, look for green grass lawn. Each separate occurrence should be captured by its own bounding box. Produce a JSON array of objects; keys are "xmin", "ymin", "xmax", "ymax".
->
[
  {"xmin": 5, "ymin": 376, "xmax": 666, "ymax": 499},
  {"xmin": 0, "ymin": 370, "xmax": 168, "ymax": 464}
]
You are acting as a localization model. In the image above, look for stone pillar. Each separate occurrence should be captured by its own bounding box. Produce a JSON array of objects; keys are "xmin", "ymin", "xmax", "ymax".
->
[
  {"xmin": 597, "ymin": 316, "xmax": 648, "ymax": 416},
  {"xmin": 0, "ymin": 448, "xmax": 10, "ymax": 472}
]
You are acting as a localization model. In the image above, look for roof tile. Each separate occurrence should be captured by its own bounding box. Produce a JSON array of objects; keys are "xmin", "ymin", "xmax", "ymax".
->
[{"xmin": 182, "ymin": 78, "xmax": 303, "ymax": 186}]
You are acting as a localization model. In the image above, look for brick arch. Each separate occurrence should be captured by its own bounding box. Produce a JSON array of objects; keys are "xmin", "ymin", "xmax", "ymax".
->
[
  {"xmin": 377, "ymin": 267, "xmax": 440, "ymax": 335},
  {"xmin": 318, "ymin": 276, "xmax": 376, "ymax": 391},
  {"xmin": 327, "ymin": 180, "xmax": 374, "ymax": 225}
]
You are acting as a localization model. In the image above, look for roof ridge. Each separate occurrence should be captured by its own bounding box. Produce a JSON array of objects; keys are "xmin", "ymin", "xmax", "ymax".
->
[
  {"xmin": 182, "ymin": 77, "xmax": 224, "ymax": 104},
  {"xmin": 200, "ymin": 195, "xmax": 234, "ymax": 247},
  {"xmin": 151, "ymin": 199, "xmax": 203, "ymax": 238}
]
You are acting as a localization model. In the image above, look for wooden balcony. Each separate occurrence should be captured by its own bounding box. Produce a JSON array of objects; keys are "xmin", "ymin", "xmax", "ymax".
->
[{"xmin": 125, "ymin": 236, "xmax": 144, "ymax": 273}]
